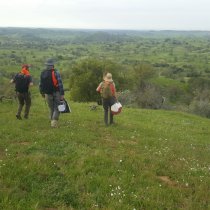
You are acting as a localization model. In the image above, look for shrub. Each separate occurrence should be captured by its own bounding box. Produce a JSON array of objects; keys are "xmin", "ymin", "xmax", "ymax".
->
[
  {"xmin": 117, "ymin": 90, "xmax": 136, "ymax": 106},
  {"xmin": 135, "ymin": 83, "xmax": 164, "ymax": 109},
  {"xmin": 189, "ymin": 89, "xmax": 210, "ymax": 118},
  {"xmin": 69, "ymin": 58, "xmax": 126, "ymax": 102}
]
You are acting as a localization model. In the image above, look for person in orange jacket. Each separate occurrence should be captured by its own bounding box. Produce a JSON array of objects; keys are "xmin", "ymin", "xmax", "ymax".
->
[{"xmin": 10, "ymin": 64, "xmax": 33, "ymax": 119}]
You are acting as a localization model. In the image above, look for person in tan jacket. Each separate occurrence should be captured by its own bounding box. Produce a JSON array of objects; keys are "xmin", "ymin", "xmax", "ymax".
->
[{"xmin": 96, "ymin": 73, "xmax": 117, "ymax": 126}]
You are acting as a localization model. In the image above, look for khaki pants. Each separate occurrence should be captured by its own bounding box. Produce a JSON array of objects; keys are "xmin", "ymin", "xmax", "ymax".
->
[
  {"xmin": 45, "ymin": 91, "xmax": 61, "ymax": 121},
  {"xmin": 16, "ymin": 92, "xmax": 31, "ymax": 118}
]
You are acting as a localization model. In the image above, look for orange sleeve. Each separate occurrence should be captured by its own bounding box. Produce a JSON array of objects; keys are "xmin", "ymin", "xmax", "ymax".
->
[{"xmin": 110, "ymin": 83, "xmax": 116, "ymax": 96}]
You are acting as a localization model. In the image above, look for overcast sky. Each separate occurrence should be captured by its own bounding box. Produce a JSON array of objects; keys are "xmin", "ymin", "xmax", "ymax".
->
[{"xmin": 0, "ymin": 0, "xmax": 209, "ymax": 30}]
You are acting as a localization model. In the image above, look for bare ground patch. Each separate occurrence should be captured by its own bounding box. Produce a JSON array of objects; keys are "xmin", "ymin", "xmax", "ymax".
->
[
  {"xmin": 158, "ymin": 176, "xmax": 179, "ymax": 187},
  {"xmin": 12, "ymin": 141, "xmax": 31, "ymax": 146}
]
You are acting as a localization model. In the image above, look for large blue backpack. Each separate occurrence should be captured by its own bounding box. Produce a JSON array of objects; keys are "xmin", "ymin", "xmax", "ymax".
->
[{"xmin": 40, "ymin": 69, "xmax": 57, "ymax": 94}]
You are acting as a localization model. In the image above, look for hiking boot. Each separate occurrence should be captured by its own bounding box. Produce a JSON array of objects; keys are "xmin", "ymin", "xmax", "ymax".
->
[
  {"xmin": 51, "ymin": 120, "xmax": 58, "ymax": 128},
  {"xmin": 24, "ymin": 115, "xmax": 28, "ymax": 119},
  {"xmin": 16, "ymin": 115, "xmax": 22, "ymax": 120}
]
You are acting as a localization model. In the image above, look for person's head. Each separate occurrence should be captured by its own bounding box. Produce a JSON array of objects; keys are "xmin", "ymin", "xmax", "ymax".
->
[
  {"xmin": 21, "ymin": 64, "xmax": 30, "ymax": 75},
  {"xmin": 45, "ymin": 58, "xmax": 55, "ymax": 68},
  {"xmin": 22, "ymin": 64, "xmax": 30, "ymax": 70},
  {"xmin": 104, "ymin": 73, "xmax": 113, "ymax": 82}
]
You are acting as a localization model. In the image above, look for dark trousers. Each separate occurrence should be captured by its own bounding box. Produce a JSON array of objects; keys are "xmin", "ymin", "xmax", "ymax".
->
[
  {"xmin": 102, "ymin": 97, "xmax": 116, "ymax": 125},
  {"xmin": 16, "ymin": 92, "xmax": 31, "ymax": 118}
]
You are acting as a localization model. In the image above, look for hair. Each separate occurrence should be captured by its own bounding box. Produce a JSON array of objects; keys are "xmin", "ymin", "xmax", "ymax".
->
[{"xmin": 22, "ymin": 64, "xmax": 30, "ymax": 69}]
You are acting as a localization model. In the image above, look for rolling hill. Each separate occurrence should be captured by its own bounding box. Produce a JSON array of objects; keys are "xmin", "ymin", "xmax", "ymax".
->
[{"xmin": 0, "ymin": 94, "xmax": 210, "ymax": 209}]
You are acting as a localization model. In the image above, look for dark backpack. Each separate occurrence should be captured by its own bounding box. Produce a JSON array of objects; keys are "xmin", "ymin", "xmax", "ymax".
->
[
  {"xmin": 40, "ymin": 69, "xmax": 57, "ymax": 94},
  {"xmin": 15, "ymin": 74, "xmax": 30, "ymax": 93},
  {"xmin": 101, "ymin": 82, "xmax": 113, "ymax": 99}
]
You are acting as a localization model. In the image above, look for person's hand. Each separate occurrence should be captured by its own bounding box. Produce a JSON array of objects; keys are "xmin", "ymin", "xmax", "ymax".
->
[{"xmin": 60, "ymin": 95, "xmax": 64, "ymax": 101}]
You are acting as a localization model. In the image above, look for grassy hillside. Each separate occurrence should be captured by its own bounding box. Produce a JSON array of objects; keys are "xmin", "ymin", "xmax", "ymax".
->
[{"xmin": 0, "ymin": 94, "xmax": 210, "ymax": 210}]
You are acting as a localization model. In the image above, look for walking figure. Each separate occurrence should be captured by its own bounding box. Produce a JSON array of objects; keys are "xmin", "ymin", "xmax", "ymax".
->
[
  {"xmin": 10, "ymin": 64, "xmax": 33, "ymax": 119},
  {"xmin": 96, "ymin": 73, "xmax": 117, "ymax": 126},
  {"xmin": 39, "ymin": 59, "xmax": 65, "ymax": 128}
]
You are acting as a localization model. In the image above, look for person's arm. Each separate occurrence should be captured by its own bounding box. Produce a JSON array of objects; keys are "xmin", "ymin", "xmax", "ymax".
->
[
  {"xmin": 29, "ymin": 76, "xmax": 33, "ymax": 86},
  {"xmin": 96, "ymin": 82, "xmax": 103, "ymax": 92},
  {"xmin": 111, "ymin": 82, "xmax": 117, "ymax": 98},
  {"xmin": 55, "ymin": 70, "xmax": 64, "ymax": 100},
  {"xmin": 10, "ymin": 74, "xmax": 17, "ymax": 84}
]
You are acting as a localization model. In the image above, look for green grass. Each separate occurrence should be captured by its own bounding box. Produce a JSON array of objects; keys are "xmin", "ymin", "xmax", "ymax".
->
[
  {"xmin": 150, "ymin": 77, "xmax": 188, "ymax": 90},
  {"xmin": 0, "ymin": 95, "xmax": 210, "ymax": 210}
]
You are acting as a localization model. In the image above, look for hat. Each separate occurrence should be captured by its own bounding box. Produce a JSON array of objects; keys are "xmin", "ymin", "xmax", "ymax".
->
[
  {"xmin": 104, "ymin": 73, "xmax": 113, "ymax": 82},
  {"xmin": 45, "ymin": 58, "xmax": 55, "ymax": 66},
  {"xmin": 22, "ymin": 64, "xmax": 31, "ymax": 69}
]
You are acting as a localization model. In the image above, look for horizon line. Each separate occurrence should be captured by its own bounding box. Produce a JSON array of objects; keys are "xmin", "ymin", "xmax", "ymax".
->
[{"xmin": 0, "ymin": 26, "xmax": 210, "ymax": 32}]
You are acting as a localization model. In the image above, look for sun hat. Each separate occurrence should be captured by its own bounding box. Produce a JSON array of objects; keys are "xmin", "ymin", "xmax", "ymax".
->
[
  {"xmin": 104, "ymin": 73, "xmax": 113, "ymax": 82},
  {"xmin": 45, "ymin": 58, "xmax": 55, "ymax": 66}
]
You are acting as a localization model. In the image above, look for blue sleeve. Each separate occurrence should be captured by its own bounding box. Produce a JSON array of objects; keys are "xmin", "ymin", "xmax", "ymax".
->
[{"xmin": 55, "ymin": 70, "xmax": 65, "ymax": 95}]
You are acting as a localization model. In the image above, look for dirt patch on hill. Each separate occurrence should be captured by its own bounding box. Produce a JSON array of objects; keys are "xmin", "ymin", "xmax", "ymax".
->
[
  {"xmin": 158, "ymin": 176, "xmax": 178, "ymax": 187},
  {"xmin": 12, "ymin": 141, "xmax": 31, "ymax": 146}
]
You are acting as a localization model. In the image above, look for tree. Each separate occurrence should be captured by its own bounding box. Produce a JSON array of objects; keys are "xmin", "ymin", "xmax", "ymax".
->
[
  {"xmin": 132, "ymin": 63, "xmax": 163, "ymax": 109},
  {"xmin": 189, "ymin": 89, "xmax": 210, "ymax": 118},
  {"xmin": 69, "ymin": 58, "xmax": 125, "ymax": 102}
]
